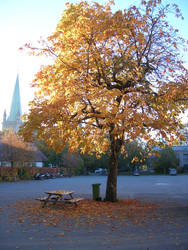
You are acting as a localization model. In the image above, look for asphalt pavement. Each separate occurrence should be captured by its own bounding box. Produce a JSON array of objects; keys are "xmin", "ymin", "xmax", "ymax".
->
[{"xmin": 0, "ymin": 175, "xmax": 188, "ymax": 250}]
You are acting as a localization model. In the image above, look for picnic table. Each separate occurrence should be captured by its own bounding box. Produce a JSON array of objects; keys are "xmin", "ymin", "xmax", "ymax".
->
[{"xmin": 36, "ymin": 190, "xmax": 83, "ymax": 208}]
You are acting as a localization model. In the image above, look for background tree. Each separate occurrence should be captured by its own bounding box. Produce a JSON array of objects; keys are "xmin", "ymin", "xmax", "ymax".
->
[
  {"xmin": 0, "ymin": 130, "xmax": 36, "ymax": 167},
  {"xmin": 20, "ymin": 0, "xmax": 188, "ymax": 201},
  {"xmin": 35, "ymin": 139, "xmax": 63, "ymax": 167},
  {"xmin": 62, "ymin": 152, "xmax": 84, "ymax": 175},
  {"xmin": 80, "ymin": 152, "xmax": 108, "ymax": 174},
  {"xmin": 151, "ymin": 147, "xmax": 178, "ymax": 174},
  {"xmin": 118, "ymin": 140, "xmax": 147, "ymax": 172}
]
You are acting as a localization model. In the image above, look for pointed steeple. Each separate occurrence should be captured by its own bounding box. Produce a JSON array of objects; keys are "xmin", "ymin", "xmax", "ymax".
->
[
  {"xmin": 3, "ymin": 110, "xmax": 6, "ymax": 123},
  {"xmin": 7, "ymin": 74, "xmax": 22, "ymax": 122},
  {"xmin": 2, "ymin": 74, "xmax": 23, "ymax": 132}
]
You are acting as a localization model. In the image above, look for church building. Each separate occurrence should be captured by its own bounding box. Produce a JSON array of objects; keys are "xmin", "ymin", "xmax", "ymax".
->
[
  {"xmin": 0, "ymin": 75, "xmax": 48, "ymax": 167},
  {"xmin": 2, "ymin": 74, "xmax": 23, "ymax": 132}
]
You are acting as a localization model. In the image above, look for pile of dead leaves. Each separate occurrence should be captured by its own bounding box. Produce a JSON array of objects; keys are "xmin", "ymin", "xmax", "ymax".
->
[{"xmin": 6, "ymin": 198, "xmax": 158, "ymax": 229}]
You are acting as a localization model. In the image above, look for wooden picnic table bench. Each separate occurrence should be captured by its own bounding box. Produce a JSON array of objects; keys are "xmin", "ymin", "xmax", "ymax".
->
[{"xmin": 36, "ymin": 190, "xmax": 83, "ymax": 208}]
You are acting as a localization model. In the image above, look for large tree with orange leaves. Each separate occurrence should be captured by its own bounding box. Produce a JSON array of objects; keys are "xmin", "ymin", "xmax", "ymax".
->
[{"xmin": 20, "ymin": 0, "xmax": 188, "ymax": 201}]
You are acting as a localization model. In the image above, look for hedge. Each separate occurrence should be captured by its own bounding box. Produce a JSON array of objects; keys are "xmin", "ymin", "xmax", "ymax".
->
[{"xmin": 0, "ymin": 166, "xmax": 60, "ymax": 182}]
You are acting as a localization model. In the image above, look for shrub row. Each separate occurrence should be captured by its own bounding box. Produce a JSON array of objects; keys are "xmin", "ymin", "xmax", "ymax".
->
[{"xmin": 0, "ymin": 166, "xmax": 60, "ymax": 182}]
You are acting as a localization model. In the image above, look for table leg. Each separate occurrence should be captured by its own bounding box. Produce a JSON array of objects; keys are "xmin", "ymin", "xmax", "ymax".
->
[
  {"xmin": 42, "ymin": 194, "xmax": 51, "ymax": 208},
  {"xmin": 52, "ymin": 195, "xmax": 61, "ymax": 205},
  {"xmin": 69, "ymin": 193, "xmax": 74, "ymax": 199}
]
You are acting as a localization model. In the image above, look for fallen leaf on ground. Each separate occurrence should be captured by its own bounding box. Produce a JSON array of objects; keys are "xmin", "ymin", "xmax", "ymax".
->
[
  {"xmin": 57, "ymin": 232, "xmax": 65, "ymax": 236},
  {"xmin": 6, "ymin": 198, "xmax": 159, "ymax": 230}
]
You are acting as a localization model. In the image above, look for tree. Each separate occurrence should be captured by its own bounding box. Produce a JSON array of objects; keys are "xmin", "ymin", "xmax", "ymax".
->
[
  {"xmin": 80, "ymin": 152, "xmax": 109, "ymax": 174},
  {"xmin": 62, "ymin": 152, "xmax": 84, "ymax": 175},
  {"xmin": 151, "ymin": 147, "xmax": 178, "ymax": 174},
  {"xmin": 118, "ymin": 140, "xmax": 147, "ymax": 171},
  {"xmin": 35, "ymin": 139, "xmax": 63, "ymax": 167},
  {"xmin": 0, "ymin": 130, "xmax": 36, "ymax": 167},
  {"xmin": 20, "ymin": 0, "xmax": 188, "ymax": 201}
]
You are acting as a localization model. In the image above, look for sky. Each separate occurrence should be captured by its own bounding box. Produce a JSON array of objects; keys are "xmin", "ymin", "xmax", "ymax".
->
[{"xmin": 0, "ymin": 0, "xmax": 188, "ymax": 130}]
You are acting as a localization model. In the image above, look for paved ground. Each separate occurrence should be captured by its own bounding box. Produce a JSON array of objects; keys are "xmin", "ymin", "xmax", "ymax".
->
[{"xmin": 0, "ymin": 175, "xmax": 188, "ymax": 250}]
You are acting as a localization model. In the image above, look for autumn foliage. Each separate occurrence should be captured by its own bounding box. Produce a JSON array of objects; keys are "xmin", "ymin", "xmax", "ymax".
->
[{"xmin": 20, "ymin": 0, "xmax": 188, "ymax": 201}]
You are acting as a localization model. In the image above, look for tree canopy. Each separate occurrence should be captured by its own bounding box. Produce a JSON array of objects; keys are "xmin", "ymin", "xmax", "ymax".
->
[{"xmin": 20, "ymin": 0, "xmax": 188, "ymax": 201}]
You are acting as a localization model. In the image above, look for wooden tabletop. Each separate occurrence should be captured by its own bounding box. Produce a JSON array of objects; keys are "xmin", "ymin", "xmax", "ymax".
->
[{"xmin": 45, "ymin": 190, "xmax": 74, "ymax": 195}]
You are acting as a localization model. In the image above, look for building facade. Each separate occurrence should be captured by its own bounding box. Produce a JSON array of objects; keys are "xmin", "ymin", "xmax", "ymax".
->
[{"xmin": 172, "ymin": 145, "xmax": 188, "ymax": 169}]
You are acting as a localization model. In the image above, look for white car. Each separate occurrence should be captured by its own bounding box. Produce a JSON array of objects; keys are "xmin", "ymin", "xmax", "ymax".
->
[
  {"xmin": 95, "ymin": 168, "xmax": 107, "ymax": 175},
  {"xmin": 169, "ymin": 168, "xmax": 177, "ymax": 175}
]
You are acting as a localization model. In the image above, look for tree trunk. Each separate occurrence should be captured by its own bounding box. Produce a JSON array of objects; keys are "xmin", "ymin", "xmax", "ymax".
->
[{"xmin": 105, "ymin": 133, "xmax": 122, "ymax": 202}]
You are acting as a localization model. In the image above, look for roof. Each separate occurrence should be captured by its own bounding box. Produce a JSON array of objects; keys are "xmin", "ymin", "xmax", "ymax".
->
[
  {"xmin": 33, "ymin": 148, "xmax": 48, "ymax": 162},
  {"xmin": 0, "ymin": 140, "xmax": 48, "ymax": 162}
]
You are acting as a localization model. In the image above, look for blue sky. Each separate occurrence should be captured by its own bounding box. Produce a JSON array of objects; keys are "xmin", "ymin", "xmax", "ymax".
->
[{"xmin": 0, "ymin": 0, "xmax": 187, "ymax": 128}]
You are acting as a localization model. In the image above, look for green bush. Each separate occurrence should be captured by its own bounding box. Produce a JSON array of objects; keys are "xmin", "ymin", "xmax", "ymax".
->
[
  {"xmin": 151, "ymin": 147, "xmax": 178, "ymax": 174},
  {"xmin": 17, "ymin": 168, "xmax": 32, "ymax": 180}
]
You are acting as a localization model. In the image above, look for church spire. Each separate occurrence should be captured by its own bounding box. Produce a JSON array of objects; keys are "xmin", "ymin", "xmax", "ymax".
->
[
  {"xmin": 7, "ymin": 74, "xmax": 22, "ymax": 122},
  {"xmin": 3, "ymin": 110, "xmax": 6, "ymax": 123},
  {"xmin": 2, "ymin": 74, "xmax": 22, "ymax": 132}
]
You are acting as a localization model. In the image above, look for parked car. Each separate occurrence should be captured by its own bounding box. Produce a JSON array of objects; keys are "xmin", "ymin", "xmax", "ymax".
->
[
  {"xmin": 169, "ymin": 168, "xmax": 177, "ymax": 175},
  {"xmin": 56, "ymin": 173, "xmax": 64, "ymax": 178},
  {"xmin": 133, "ymin": 166, "xmax": 140, "ymax": 176},
  {"xmin": 133, "ymin": 170, "xmax": 140, "ymax": 176},
  {"xmin": 95, "ymin": 168, "xmax": 103, "ymax": 174},
  {"xmin": 33, "ymin": 173, "xmax": 45, "ymax": 180},
  {"xmin": 95, "ymin": 168, "xmax": 107, "ymax": 175},
  {"xmin": 44, "ymin": 172, "xmax": 52, "ymax": 179}
]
